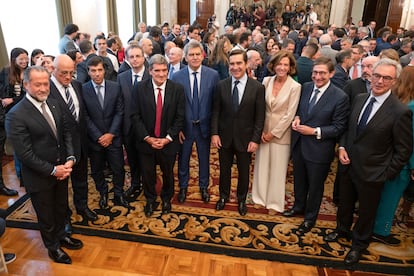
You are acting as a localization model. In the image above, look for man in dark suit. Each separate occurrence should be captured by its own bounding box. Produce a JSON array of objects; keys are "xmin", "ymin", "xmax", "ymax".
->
[
  {"xmin": 283, "ymin": 57, "xmax": 349, "ymax": 234},
  {"xmin": 172, "ymin": 41, "xmax": 219, "ymax": 203},
  {"xmin": 330, "ymin": 49, "xmax": 354, "ymax": 89},
  {"xmin": 82, "ymin": 56, "xmax": 129, "ymax": 209},
  {"xmin": 49, "ymin": 55, "xmax": 98, "ymax": 225},
  {"xmin": 131, "ymin": 54, "xmax": 185, "ymax": 217},
  {"xmin": 117, "ymin": 45, "xmax": 150, "ymax": 200},
  {"xmin": 5, "ymin": 66, "xmax": 82, "ymax": 264},
  {"xmin": 324, "ymin": 58, "xmax": 413, "ymax": 265},
  {"xmin": 211, "ymin": 49, "xmax": 265, "ymax": 216}
]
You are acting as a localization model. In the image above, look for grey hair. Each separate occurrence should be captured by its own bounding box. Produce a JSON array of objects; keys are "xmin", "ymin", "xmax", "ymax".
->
[
  {"xmin": 373, "ymin": 58, "xmax": 402, "ymax": 78},
  {"xmin": 149, "ymin": 54, "xmax": 168, "ymax": 69},
  {"xmin": 23, "ymin": 66, "xmax": 49, "ymax": 82},
  {"xmin": 183, "ymin": 40, "xmax": 204, "ymax": 57}
]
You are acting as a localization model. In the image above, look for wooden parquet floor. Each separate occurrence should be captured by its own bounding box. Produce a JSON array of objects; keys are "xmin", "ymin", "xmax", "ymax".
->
[{"xmin": 0, "ymin": 161, "xmax": 388, "ymax": 276}]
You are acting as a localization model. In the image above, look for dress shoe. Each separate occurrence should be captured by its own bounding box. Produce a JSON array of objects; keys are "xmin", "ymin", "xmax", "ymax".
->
[
  {"xmin": 200, "ymin": 187, "xmax": 210, "ymax": 203},
  {"xmin": 215, "ymin": 198, "xmax": 227, "ymax": 211},
  {"xmin": 4, "ymin": 253, "xmax": 16, "ymax": 265},
  {"xmin": 77, "ymin": 207, "xmax": 98, "ymax": 222},
  {"xmin": 48, "ymin": 248, "xmax": 72, "ymax": 264},
  {"xmin": 60, "ymin": 236, "xmax": 83, "ymax": 250},
  {"xmin": 372, "ymin": 233, "xmax": 400, "ymax": 246},
  {"xmin": 113, "ymin": 195, "xmax": 130, "ymax": 208},
  {"xmin": 144, "ymin": 202, "xmax": 155, "ymax": 217},
  {"xmin": 282, "ymin": 208, "xmax": 304, "ymax": 217},
  {"xmin": 0, "ymin": 186, "xmax": 18, "ymax": 196},
  {"xmin": 297, "ymin": 221, "xmax": 315, "ymax": 234},
  {"xmin": 124, "ymin": 184, "xmax": 143, "ymax": 198},
  {"xmin": 324, "ymin": 230, "xmax": 351, "ymax": 242},
  {"xmin": 344, "ymin": 249, "xmax": 361, "ymax": 265},
  {"xmin": 99, "ymin": 193, "xmax": 108, "ymax": 209},
  {"xmin": 64, "ymin": 222, "xmax": 73, "ymax": 236},
  {"xmin": 177, "ymin": 188, "xmax": 187, "ymax": 203},
  {"xmin": 238, "ymin": 201, "xmax": 247, "ymax": 216},
  {"xmin": 162, "ymin": 201, "xmax": 172, "ymax": 214}
]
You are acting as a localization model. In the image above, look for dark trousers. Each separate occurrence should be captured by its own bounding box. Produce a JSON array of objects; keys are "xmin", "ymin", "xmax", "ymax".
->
[
  {"xmin": 124, "ymin": 133, "xmax": 141, "ymax": 187},
  {"xmin": 337, "ymin": 168, "xmax": 384, "ymax": 251},
  {"xmin": 70, "ymin": 150, "xmax": 89, "ymax": 211},
  {"xmin": 141, "ymin": 150, "xmax": 176, "ymax": 203},
  {"xmin": 89, "ymin": 145, "xmax": 125, "ymax": 196},
  {"xmin": 178, "ymin": 125, "xmax": 210, "ymax": 189},
  {"xmin": 218, "ymin": 145, "xmax": 252, "ymax": 202},
  {"xmin": 292, "ymin": 144, "xmax": 331, "ymax": 223},
  {"xmin": 30, "ymin": 180, "xmax": 68, "ymax": 251},
  {"xmin": 0, "ymin": 128, "xmax": 5, "ymax": 185}
]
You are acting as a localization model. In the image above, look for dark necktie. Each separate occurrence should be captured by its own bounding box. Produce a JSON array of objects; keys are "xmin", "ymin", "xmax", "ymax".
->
[
  {"xmin": 155, "ymin": 88, "xmax": 163, "ymax": 137},
  {"xmin": 192, "ymin": 72, "xmax": 199, "ymax": 121},
  {"xmin": 168, "ymin": 65, "xmax": 175, "ymax": 79},
  {"xmin": 357, "ymin": 97, "xmax": 376, "ymax": 134},
  {"xmin": 133, "ymin": 74, "xmax": 139, "ymax": 86},
  {"xmin": 64, "ymin": 86, "xmax": 77, "ymax": 121},
  {"xmin": 233, "ymin": 80, "xmax": 240, "ymax": 112},
  {"xmin": 41, "ymin": 102, "xmax": 57, "ymax": 137},
  {"xmin": 308, "ymin": 88, "xmax": 320, "ymax": 114},
  {"xmin": 96, "ymin": 85, "xmax": 104, "ymax": 108}
]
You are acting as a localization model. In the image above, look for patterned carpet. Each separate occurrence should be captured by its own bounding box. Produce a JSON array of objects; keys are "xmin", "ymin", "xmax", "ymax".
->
[{"xmin": 5, "ymin": 147, "xmax": 414, "ymax": 275}]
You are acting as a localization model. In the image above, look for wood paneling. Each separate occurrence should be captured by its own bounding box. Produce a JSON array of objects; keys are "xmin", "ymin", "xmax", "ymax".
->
[
  {"xmin": 177, "ymin": 0, "xmax": 190, "ymax": 25},
  {"xmin": 196, "ymin": 0, "xmax": 214, "ymax": 30},
  {"xmin": 386, "ymin": 0, "xmax": 403, "ymax": 32}
]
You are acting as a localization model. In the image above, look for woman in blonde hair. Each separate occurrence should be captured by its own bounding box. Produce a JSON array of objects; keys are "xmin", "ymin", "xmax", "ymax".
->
[
  {"xmin": 208, "ymin": 36, "xmax": 232, "ymax": 80},
  {"xmin": 252, "ymin": 50, "xmax": 301, "ymax": 213}
]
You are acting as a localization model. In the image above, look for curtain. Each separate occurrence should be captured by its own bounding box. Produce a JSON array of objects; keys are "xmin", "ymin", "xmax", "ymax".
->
[
  {"xmin": 141, "ymin": 0, "xmax": 147, "ymax": 25},
  {"xmin": 133, "ymin": 0, "xmax": 141, "ymax": 33},
  {"xmin": 401, "ymin": 0, "xmax": 414, "ymax": 30},
  {"xmin": 107, "ymin": 0, "xmax": 119, "ymax": 34},
  {"xmin": 55, "ymin": 0, "xmax": 73, "ymax": 37},
  {"xmin": 0, "ymin": 23, "xmax": 9, "ymax": 68}
]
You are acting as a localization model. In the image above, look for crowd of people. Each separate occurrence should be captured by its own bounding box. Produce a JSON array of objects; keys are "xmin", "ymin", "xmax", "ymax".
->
[{"xmin": 0, "ymin": 2, "xmax": 414, "ymax": 267}]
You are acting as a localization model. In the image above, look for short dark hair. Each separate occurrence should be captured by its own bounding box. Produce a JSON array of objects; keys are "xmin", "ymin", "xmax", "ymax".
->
[
  {"xmin": 229, "ymin": 49, "xmax": 247, "ymax": 63},
  {"xmin": 314, "ymin": 56, "xmax": 335, "ymax": 72},
  {"xmin": 149, "ymin": 26, "xmax": 162, "ymax": 37},
  {"xmin": 107, "ymin": 37, "xmax": 117, "ymax": 47},
  {"xmin": 333, "ymin": 28, "xmax": 346, "ymax": 38},
  {"xmin": 79, "ymin": 40, "xmax": 93, "ymax": 55},
  {"xmin": 239, "ymin": 31, "xmax": 251, "ymax": 45},
  {"xmin": 64, "ymin": 23, "xmax": 79, "ymax": 35},
  {"xmin": 86, "ymin": 56, "xmax": 104, "ymax": 70},
  {"xmin": 336, "ymin": 49, "xmax": 352, "ymax": 64}
]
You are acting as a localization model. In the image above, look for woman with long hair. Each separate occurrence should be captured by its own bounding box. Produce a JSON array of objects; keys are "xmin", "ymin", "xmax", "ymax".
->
[{"xmin": 208, "ymin": 36, "xmax": 232, "ymax": 80}]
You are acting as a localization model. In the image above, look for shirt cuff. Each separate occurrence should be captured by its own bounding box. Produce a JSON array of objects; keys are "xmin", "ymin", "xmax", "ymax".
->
[
  {"xmin": 166, "ymin": 134, "xmax": 173, "ymax": 141},
  {"xmin": 315, "ymin": 127, "xmax": 321, "ymax": 140},
  {"xmin": 51, "ymin": 166, "xmax": 56, "ymax": 176}
]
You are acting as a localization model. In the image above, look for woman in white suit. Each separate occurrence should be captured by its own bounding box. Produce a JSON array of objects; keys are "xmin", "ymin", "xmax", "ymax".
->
[{"xmin": 252, "ymin": 50, "xmax": 301, "ymax": 213}]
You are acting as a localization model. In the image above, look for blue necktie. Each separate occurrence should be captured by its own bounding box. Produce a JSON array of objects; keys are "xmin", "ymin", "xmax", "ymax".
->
[
  {"xmin": 192, "ymin": 72, "xmax": 199, "ymax": 121},
  {"xmin": 357, "ymin": 97, "xmax": 376, "ymax": 134},
  {"xmin": 133, "ymin": 74, "xmax": 139, "ymax": 86},
  {"xmin": 233, "ymin": 80, "xmax": 240, "ymax": 112},
  {"xmin": 169, "ymin": 65, "xmax": 175, "ymax": 79},
  {"xmin": 308, "ymin": 89, "xmax": 320, "ymax": 114}
]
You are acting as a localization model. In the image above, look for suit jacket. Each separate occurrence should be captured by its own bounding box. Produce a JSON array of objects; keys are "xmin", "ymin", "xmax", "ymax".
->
[
  {"xmin": 5, "ymin": 97, "xmax": 73, "ymax": 193},
  {"xmin": 131, "ymin": 78, "xmax": 185, "ymax": 155},
  {"xmin": 291, "ymin": 82, "xmax": 349, "ymax": 164},
  {"xmin": 340, "ymin": 93, "xmax": 413, "ymax": 182},
  {"xmin": 296, "ymin": 56, "xmax": 314, "ymax": 85},
  {"xmin": 331, "ymin": 39, "xmax": 341, "ymax": 51},
  {"xmin": 118, "ymin": 61, "xmax": 131, "ymax": 74},
  {"xmin": 117, "ymin": 68, "xmax": 150, "ymax": 136},
  {"xmin": 82, "ymin": 80, "xmax": 124, "ymax": 151},
  {"xmin": 171, "ymin": 65, "xmax": 219, "ymax": 139},
  {"xmin": 320, "ymin": 46, "xmax": 338, "ymax": 65},
  {"xmin": 49, "ymin": 80, "xmax": 87, "ymax": 161},
  {"xmin": 331, "ymin": 64, "xmax": 350, "ymax": 89},
  {"xmin": 77, "ymin": 54, "xmax": 117, "ymax": 83},
  {"xmin": 211, "ymin": 77, "xmax": 265, "ymax": 152},
  {"xmin": 343, "ymin": 77, "xmax": 369, "ymax": 104}
]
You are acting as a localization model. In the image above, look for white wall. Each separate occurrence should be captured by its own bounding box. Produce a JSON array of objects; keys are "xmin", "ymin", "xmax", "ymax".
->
[{"xmin": 71, "ymin": 0, "xmax": 107, "ymax": 40}]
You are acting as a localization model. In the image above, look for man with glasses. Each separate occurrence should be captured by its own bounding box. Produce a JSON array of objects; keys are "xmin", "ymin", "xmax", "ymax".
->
[
  {"xmin": 283, "ymin": 57, "xmax": 349, "ymax": 235},
  {"xmin": 324, "ymin": 58, "xmax": 413, "ymax": 265}
]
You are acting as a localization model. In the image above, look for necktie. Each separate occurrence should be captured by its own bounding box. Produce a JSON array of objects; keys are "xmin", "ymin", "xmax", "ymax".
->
[
  {"xmin": 308, "ymin": 89, "xmax": 320, "ymax": 114},
  {"xmin": 41, "ymin": 102, "xmax": 57, "ymax": 137},
  {"xmin": 155, "ymin": 88, "xmax": 163, "ymax": 137},
  {"xmin": 133, "ymin": 74, "xmax": 139, "ymax": 86},
  {"xmin": 192, "ymin": 72, "xmax": 199, "ymax": 121},
  {"xmin": 233, "ymin": 80, "xmax": 240, "ymax": 112},
  {"xmin": 352, "ymin": 64, "xmax": 359, "ymax": 79},
  {"xmin": 357, "ymin": 97, "xmax": 376, "ymax": 134},
  {"xmin": 96, "ymin": 85, "xmax": 104, "ymax": 108},
  {"xmin": 168, "ymin": 65, "xmax": 175, "ymax": 79},
  {"xmin": 64, "ymin": 86, "xmax": 77, "ymax": 121}
]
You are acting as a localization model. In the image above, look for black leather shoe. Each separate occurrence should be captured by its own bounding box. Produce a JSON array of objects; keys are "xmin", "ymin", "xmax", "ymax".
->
[
  {"xmin": 113, "ymin": 195, "xmax": 130, "ymax": 208},
  {"xmin": 177, "ymin": 188, "xmax": 187, "ymax": 203},
  {"xmin": 215, "ymin": 198, "xmax": 227, "ymax": 211},
  {"xmin": 124, "ymin": 185, "xmax": 143, "ymax": 198},
  {"xmin": 282, "ymin": 208, "xmax": 304, "ymax": 217},
  {"xmin": 48, "ymin": 248, "xmax": 72, "ymax": 264},
  {"xmin": 200, "ymin": 187, "xmax": 210, "ymax": 203},
  {"xmin": 77, "ymin": 207, "xmax": 98, "ymax": 222},
  {"xmin": 60, "ymin": 236, "xmax": 83, "ymax": 250},
  {"xmin": 99, "ymin": 193, "xmax": 108, "ymax": 209},
  {"xmin": 162, "ymin": 201, "xmax": 172, "ymax": 214},
  {"xmin": 0, "ymin": 186, "xmax": 18, "ymax": 196},
  {"xmin": 64, "ymin": 222, "xmax": 73, "ymax": 236},
  {"xmin": 344, "ymin": 249, "xmax": 361, "ymax": 265},
  {"xmin": 144, "ymin": 202, "xmax": 154, "ymax": 217},
  {"xmin": 324, "ymin": 230, "xmax": 351, "ymax": 242},
  {"xmin": 238, "ymin": 201, "xmax": 247, "ymax": 216},
  {"xmin": 297, "ymin": 221, "xmax": 315, "ymax": 234},
  {"xmin": 372, "ymin": 233, "xmax": 400, "ymax": 246}
]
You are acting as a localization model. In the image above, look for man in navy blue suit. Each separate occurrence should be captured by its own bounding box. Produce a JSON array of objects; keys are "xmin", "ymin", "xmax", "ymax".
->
[
  {"xmin": 172, "ymin": 41, "xmax": 219, "ymax": 203},
  {"xmin": 82, "ymin": 56, "xmax": 128, "ymax": 209},
  {"xmin": 283, "ymin": 56, "xmax": 349, "ymax": 234}
]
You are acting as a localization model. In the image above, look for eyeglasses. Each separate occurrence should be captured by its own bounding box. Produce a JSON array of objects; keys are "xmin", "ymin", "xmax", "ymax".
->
[
  {"xmin": 312, "ymin": 71, "xmax": 329, "ymax": 76},
  {"xmin": 371, "ymin": 73, "xmax": 394, "ymax": 83}
]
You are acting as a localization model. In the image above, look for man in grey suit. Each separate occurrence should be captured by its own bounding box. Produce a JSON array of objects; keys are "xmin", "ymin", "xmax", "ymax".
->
[
  {"xmin": 172, "ymin": 41, "xmax": 219, "ymax": 203},
  {"xmin": 319, "ymin": 34, "xmax": 338, "ymax": 65},
  {"xmin": 211, "ymin": 49, "xmax": 265, "ymax": 216},
  {"xmin": 324, "ymin": 58, "xmax": 413, "ymax": 265}
]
